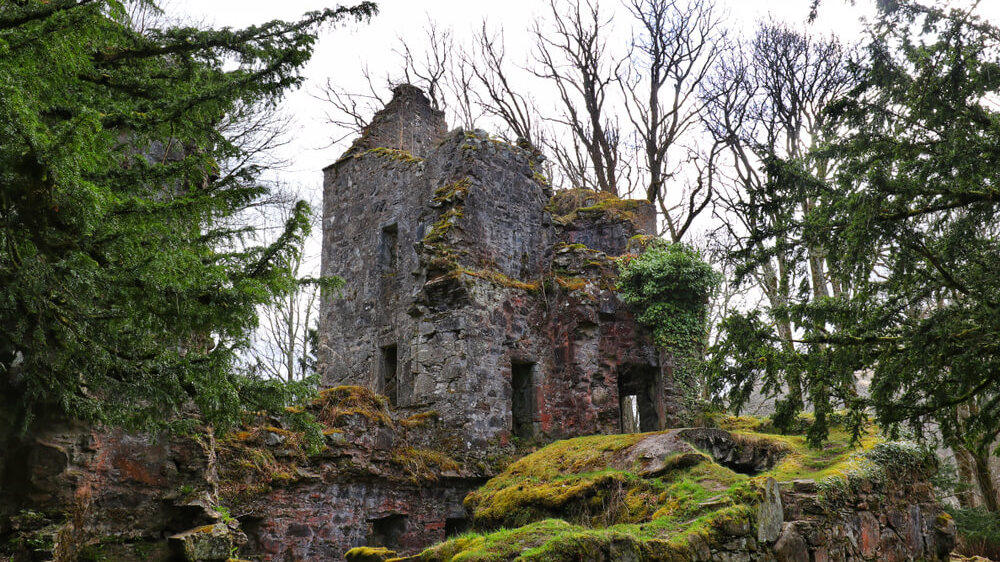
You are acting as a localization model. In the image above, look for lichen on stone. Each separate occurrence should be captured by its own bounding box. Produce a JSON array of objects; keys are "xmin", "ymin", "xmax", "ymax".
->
[{"xmin": 411, "ymin": 418, "xmax": 950, "ymax": 561}]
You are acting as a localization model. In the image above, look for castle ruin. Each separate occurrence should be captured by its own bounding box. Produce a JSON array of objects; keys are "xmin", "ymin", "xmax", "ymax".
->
[{"xmin": 318, "ymin": 85, "xmax": 680, "ymax": 450}]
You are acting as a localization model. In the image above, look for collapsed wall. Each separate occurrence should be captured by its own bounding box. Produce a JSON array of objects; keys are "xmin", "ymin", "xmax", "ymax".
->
[{"xmin": 0, "ymin": 388, "xmax": 484, "ymax": 561}]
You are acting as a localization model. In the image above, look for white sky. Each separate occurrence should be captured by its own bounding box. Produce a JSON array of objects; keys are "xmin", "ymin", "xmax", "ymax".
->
[
  {"xmin": 166, "ymin": 0, "xmax": 1000, "ymax": 197},
  {"xmin": 168, "ymin": 0, "xmax": 891, "ymax": 192},
  {"xmin": 167, "ymin": 0, "xmax": 1000, "ymax": 261}
]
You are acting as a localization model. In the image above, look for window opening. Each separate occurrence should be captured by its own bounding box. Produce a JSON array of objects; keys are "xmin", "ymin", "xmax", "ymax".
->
[
  {"xmin": 511, "ymin": 361, "xmax": 536, "ymax": 439},
  {"xmin": 381, "ymin": 344, "xmax": 399, "ymax": 406},
  {"xmin": 368, "ymin": 514, "xmax": 407, "ymax": 549},
  {"xmin": 379, "ymin": 224, "xmax": 399, "ymax": 271}
]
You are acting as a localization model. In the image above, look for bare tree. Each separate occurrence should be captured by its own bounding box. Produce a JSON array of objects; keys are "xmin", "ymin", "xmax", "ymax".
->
[
  {"xmin": 317, "ymin": 67, "xmax": 388, "ymax": 145},
  {"xmin": 247, "ymin": 188, "xmax": 328, "ymax": 383},
  {"xmin": 532, "ymin": 0, "xmax": 626, "ymax": 195},
  {"xmin": 623, "ymin": 0, "xmax": 724, "ymax": 239},
  {"xmin": 317, "ymin": 21, "xmax": 484, "ymax": 146},
  {"xmin": 394, "ymin": 21, "xmax": 452, "ymax": 111},
  {"xmin": 706, "ymin": 21, "xmax": 856, "ymax": 407},
  {"xmin": 467, "ymin": 22, "xmax": 544, "ymax": 147}
]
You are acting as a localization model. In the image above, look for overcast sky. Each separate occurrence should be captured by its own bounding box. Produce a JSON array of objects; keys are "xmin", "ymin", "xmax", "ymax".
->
[
  {"xmin": 166, "ymin": 0, "xmax": 1000, "ymax": 264},
  {"xmin": 165, "ymin": 0, "xmax": 889, "ymax": 190}
]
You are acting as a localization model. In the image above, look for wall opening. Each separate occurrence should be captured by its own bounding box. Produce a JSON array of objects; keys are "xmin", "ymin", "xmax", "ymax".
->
[
  {"xmin": 511, "ymin": 361, "xmax": 536, "ymax": 440},
  {"xmin": 368, "ymin": 514, "xmax": 408, "ymax": 549},
  {"xmin": 379, "ymin": 223, "xmax": 399, "ymax": 271},
  {"xmin": 618, "ymin": 365, "xmax": 659, "ymax": 433},
  {"xmin": 445, "ymin": 517, "xmax": 470, "ymax": 537},
  {"xmin": 380, "ymin": 344, "xmax": 399, "ymax": 407}
]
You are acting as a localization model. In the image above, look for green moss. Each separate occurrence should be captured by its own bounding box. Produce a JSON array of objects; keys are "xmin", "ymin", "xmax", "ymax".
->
[
  {"xmin": 412, "ymin": 419, "xmax": 920, "ymax": 562},
  {"xmin": 423, "ymin": 207, "xmax": 464, "ymax": 245},
  {"xmin": 358, "ymin": 147, "xmax": 423, "ymax": 164},
  {"xmin": 345, "ymin": 546, "xmax": 397, "ymax": 562},
  {"xmin": 554, "ymin": 276, "xmax": 587, "ymax": 291},
  {"xmin": 461, "ymin": 267, "xmax": 541, "ymax": 292},
  {"xmin": 433, "ymin": 178, "xmax": 471, "ymax": 204},
  {"xmin": 400, "ymin": 410, "xmax": 440, "ymax": 428},
  {"xmin": 547, "ymin": 188, "xmax": 649, "ymax": 225},
  {"xmin": 391, "ymin": 447, "xmax": 462, "ymax": 483},
  {"xmin": 315, "ymin": 385, "xmax": 393, "ymax": 427}
]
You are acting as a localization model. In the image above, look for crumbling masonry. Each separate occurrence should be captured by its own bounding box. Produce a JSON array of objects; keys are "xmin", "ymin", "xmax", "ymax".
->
[{"xmin": 318, "ymin": 85, "xmax": 680, "ymax": 450}]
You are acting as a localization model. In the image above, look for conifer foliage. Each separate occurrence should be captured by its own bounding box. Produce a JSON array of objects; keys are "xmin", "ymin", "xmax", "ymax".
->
[
  {"xmin": 0, "ymin": 0, "xmax": 376, "ymax": 431},
  {"xmin": 710, "ymin": 0, "xmax": 1000, "ymax": 461}
]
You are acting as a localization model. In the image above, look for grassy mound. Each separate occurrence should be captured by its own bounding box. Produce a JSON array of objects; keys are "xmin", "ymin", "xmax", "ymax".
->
[{"xmin": 401, "ymin": 417, "xmax": 931, "ymax": 562}]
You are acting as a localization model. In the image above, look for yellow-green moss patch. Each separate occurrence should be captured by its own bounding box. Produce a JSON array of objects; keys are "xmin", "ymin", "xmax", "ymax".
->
[{"xmin": 358, "ymin": 147, "xmax": 423, "ymax": 164}]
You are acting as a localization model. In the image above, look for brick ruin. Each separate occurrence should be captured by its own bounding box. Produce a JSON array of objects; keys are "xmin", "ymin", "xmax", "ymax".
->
[{"xmin": 318, "ymin": 84, "xmax": 678, "ymax": 451}]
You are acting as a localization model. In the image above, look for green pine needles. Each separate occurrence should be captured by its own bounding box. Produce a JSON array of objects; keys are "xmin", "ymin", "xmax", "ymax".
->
[{"xmin": 0, "ymin": 0, "xmax": 376, "ymax": 432}]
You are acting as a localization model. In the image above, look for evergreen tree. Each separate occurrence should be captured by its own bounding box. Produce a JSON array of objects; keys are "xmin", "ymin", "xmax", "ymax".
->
[
  {"xmin": 711, "ymin": 0, "xmax": 1000, "ymax": 478},
  {"xmin": 0, "ymin": 0, "xmax": 376, "ymax": 431}
]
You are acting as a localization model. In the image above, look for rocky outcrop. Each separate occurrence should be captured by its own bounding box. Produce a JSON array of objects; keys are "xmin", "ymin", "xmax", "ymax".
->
[
  {"xmin": 0, "ymin": 403, "xmax": 958, "ymax": 562},
  {"xmin": 0, "ymin": 388, "xmax": 484, "ymax": 561},
  {"xmin": 409, "ymin": 421, "xmax": 955, "ymax": 562}
]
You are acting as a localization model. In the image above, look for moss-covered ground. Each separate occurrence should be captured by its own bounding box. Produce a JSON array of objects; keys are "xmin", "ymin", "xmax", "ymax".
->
[{"xmin": 395, "ymin": 414, "xmax": 930, "ymax": 562}]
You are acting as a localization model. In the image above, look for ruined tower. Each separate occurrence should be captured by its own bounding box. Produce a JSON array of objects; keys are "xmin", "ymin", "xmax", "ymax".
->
[{"xmin": 319, "ymin": 85, "xmax": 677, "ymax": 451}]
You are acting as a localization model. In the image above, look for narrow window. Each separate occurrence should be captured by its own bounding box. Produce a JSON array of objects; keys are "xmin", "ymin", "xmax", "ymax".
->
[
  {"xmin": 368, "ymin": 514, "xmax": 408, "ymax": 549},
  {"xmin": 379, "ymin": 224, "xmax": 399, "ymax": 271},
  {"xmin": 618, "ymin": 365, "xmax": 659, "ymax": 433},
  {"xmin": 380, "ymin": 344, "xmax": 399, "ymax": 407},
  {"xmin": 511, "ymin": 361, "xmax": 536, "ymax": 440}
]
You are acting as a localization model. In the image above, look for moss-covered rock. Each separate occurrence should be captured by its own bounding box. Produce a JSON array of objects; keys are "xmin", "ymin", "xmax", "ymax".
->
[
  {"xmin": 168, "ymin": 523, "xmax": 239, "ymax": 561},
  {"xmin": 411, "ymin": 421, "xmax": 952, "ymax": 561},
  {"xmin": 345, "ymin": 546, "xmax": 398, "ymax": 561}
]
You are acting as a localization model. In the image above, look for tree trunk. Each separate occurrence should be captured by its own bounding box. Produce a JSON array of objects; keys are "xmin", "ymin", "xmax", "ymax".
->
[
  {"xmin": 953, "ymin": 444, "xmax": 981, "ymax": 509},
  {"xmin": 972, "ymin": 444, "xmax": 1000, "ymax": 512}
]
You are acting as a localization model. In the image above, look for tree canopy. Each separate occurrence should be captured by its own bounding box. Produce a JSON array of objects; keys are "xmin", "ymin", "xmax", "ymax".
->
[
  {"xmin": 0, "ymin": 0, "xmax": 376, "ymax": 431},
  {"xmin": 710, "ymin": 0, "xmax": 1000, "ymax": 464}
]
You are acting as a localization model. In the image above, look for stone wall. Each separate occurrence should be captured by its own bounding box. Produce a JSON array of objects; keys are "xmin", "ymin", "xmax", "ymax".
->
[
  {"xmin": 773, "ymin": 476, "xmax": 955, "ymax": 562},
  {"xmin": 0, "ymin": 389, "xmax": 484, "ymax": 561}
]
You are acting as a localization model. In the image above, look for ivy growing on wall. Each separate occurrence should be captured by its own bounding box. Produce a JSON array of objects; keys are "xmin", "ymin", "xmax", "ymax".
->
[
  {"xmin": 618, "ymin": 241, "xmax": 721, "ymax": 422},
  {"xmin": 618, "ymin": 241, "xmax": 721, "ymax": 352}
]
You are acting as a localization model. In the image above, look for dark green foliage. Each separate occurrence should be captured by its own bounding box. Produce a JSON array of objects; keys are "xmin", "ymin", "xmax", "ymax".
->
[
  {"xmin": 618, "ymin": 241, "xmax": 721, "ymax": 351},
  {"xmin": 712, "ymin": 0, "xmax": 1000, "ymax": 454},
  {"xmin": 946, "ymin": 507, "xmax": 1000, "ymax": 559},
  {"xmin": 0, "ymin": 0, "xmax": 376, "ymax": 431},
  {"xmin": 619, "ymin": 241, "xmax": 721, "ymax": 421}
]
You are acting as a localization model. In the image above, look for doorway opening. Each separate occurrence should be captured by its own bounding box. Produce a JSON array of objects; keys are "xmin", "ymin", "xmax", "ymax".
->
[{"xmin": 618, "ymin": 365, "xmax": 659, "ymax": 433}]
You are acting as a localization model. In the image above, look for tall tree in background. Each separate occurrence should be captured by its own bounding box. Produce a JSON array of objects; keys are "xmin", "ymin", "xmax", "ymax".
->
[
  {"xmin": 705, "ymin": 21, "xmax": 856, "ymax": 439},
  {"xmin": 623, "ymin": 0, "xmax": 723, "ymax": 237},
  {"xmin": 248, "ymin": 189, "xmax": 343, "ymax": 383},
  {"xmin": 533, "ymin": 0, "xmax": 627, "ymax": 195},
  {"xmin": 0, "ymin": 0, "xmax": 376, "ymax": 431}
]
